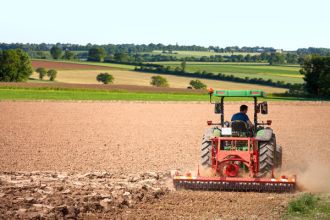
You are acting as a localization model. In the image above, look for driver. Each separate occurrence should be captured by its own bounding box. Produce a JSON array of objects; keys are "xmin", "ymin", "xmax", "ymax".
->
[{"xmin": 231, "ymin": 105, "xmax": 253, "ymax": 128}]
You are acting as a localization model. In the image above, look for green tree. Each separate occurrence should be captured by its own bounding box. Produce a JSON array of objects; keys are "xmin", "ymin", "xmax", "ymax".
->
[
  {"xmin": 269, "ymin": 53, "xmax": 285, "ymax": 65},
  {"xmin": 189, "ymin": 79, "xmax": 207, "ymax": 89},
  {"xmin": 36, "ymin": 67, "xmax": 47, "ymax": 80},
  {"xmin": 150, "ymin": 75, "xmax": 169, "ymax": 87},
  {"xmin": 181, "ymin": 61, "xmax": 187, "ymax": 72},
  {"xmin": 63, "ymin": 50, "xmax": 75, "ymax": 60},
  {"xmin": 285, "ymin": 53, "xmax": 298, "ymax": 64},
  {"xmin": 96, "ymin": 72, "xmax": 114, "ymax": 84},
  {"xmin": 47, "ymin": 69, "xmax": 57, "ymax": 81},
  {"xmin": 88, "ymin": 47, "xmax": 106, "ymax": 62},
  {"xmin": 0, "ymin": 49, "xmax": 33, "ymax": 82},
  {"xmin": 114, "ymin": 53, "xmax": 131, "ymax": 63},
  {"xmin": 300, "ymin": 56, "xmax": 330, "ymax": 97},
  {"xmin": 50, "ymin": 46, "xmax": 62, "ymax": 59}
]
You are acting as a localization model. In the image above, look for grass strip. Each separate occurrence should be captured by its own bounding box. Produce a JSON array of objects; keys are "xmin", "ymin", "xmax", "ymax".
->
[
  {"xmin": 0, "ymin": 87, "xmax": 323, "ymax": 101},
  {"xmin": 283, "ymin": 193, "xmax": 330, "ymax": 220}
]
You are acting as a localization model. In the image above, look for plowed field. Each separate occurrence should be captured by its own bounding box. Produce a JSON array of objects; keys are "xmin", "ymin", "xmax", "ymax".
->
[
  {"xmin": 31, "ymin": 60, "xmax": 117, "ymax": 70},
  {"xmin": 0, "ymin": 101, "xmax": 329, "ymax": 219}
]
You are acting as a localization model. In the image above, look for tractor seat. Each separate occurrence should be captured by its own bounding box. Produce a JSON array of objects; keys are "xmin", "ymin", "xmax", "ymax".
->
[{"xmin": 231, "ymin": 120, "xmax": 249, "ymax": 137}]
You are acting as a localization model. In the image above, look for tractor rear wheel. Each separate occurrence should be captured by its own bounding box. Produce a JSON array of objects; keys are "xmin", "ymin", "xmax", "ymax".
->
[
  {"xmin": 200, "ymin": 128, "xmax": 214, "ymax": 167},
  {"xmin": 258, "ymin": 134, "xmax": 279, "ymax": 176},
  {"xmin": 275, "ymin": 145, "xmax": 282, "ymax": 168}
]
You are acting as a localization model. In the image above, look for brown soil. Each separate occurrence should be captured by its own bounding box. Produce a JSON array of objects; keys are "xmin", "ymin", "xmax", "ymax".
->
[
  {"xmin": 31, "ymin": 60, "xmax": 116, "ymax": 70},
  {"xmin": 0, "ymin": 171, "xmax": 169, "ymax": 219},
  {"xmin": 0, "ymin": 82, "xmax": 205, "ymax": 93},
  {"xmin": 0, "ymin": 101, "xmax": 329, "ymax": 219}
]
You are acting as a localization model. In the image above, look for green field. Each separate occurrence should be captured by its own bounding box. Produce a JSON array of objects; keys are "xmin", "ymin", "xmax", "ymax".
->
[
  {"xmin": 0, "ymin": 87, "xmax": 315, "ymax": 101},
  {"xmin": 148, "ymin": 50, "xmax": 260, "ymax": 58},
  {"xmin": 46, "ymin": 59, "xmax": 303, "ymax": 84},
  {"xmin": 154, "ymin": 62, "xmax": 303, "ymax": 84}
]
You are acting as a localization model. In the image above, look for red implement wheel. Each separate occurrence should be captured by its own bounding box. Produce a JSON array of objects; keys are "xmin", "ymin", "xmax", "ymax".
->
[
  {"xmin": 218, "ymin": 162, "xmax": 240, "ymax": 177},
  {"xmin": 225, "ymin": 164, "xmax": 240, "ymax": 177}
]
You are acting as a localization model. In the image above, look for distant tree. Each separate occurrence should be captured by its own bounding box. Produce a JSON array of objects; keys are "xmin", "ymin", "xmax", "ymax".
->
[
  {"xmin": 245, "ymin": 54, "xmax": 251, "ymax": 62},
  {"xmin": 285, "ymin": 53, "xmax": 298, "ymax": 64},
  {"xmin": 36, "ymin": 67, "xmax": 47, "ymax": 80},
  {"xmin": 181, "ymin": 61, "xmax": 187, "ymax": 72},
  {"xmin": 88, "ymin": 47, "xmax": 106, "ymax": 62},
  {"xmin": 96, "ymin": 72, "xmax": 114, "ymax": 84},
  {"xmin": 174, "ymin": 67, "xmax": 182, "ymax": 72},
  {"xmin": 199, "ymin": 56, "xmax": 209, "ymax": 62},
  {"xmin": 300, "ymin": 55, "xmax": 330, "ymax": 97},
  {"xmin": 237, "ymin": 54, "xmax": 244, "ymax": 62},
  {"xmin": 114, "ymin": 53, "xmax": 131, "ymax": 63},
  {"xmin": 50, "ymin": 46, "xmax": 62, "ymax": 59},
  {"xmin": 150, "ymin": 75, "xmax": 169, "ymax": 87},
  {"xmin": 260, "ymin": 52, "xmax": 270, "ymax": 61},
  {"xmin": 0, "ymin": 49, "xmax": 33, "ymax": 82},
  {"xmin": 269, "ymin": 53, "xmax": 285, "ymax": 65},
  {"xmin": 28, "ymin": 51, "xmax": 50, "ymax": 59},
  {"xmin": 47, "ymin": 69, "xmax": 57, "ymax": 81},
  {"xmin": 189, "ymin": 79, "xmax": 207, "ymax": 89},
  {"xmin": 63, "ymin": 50, "xmax": 75, "ymax": 60}
]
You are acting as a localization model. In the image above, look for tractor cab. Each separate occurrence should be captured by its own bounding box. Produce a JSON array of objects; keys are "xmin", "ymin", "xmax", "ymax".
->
[{"xmin": 207, "ymin": 89, "xmax": 271, "ymax": 138}]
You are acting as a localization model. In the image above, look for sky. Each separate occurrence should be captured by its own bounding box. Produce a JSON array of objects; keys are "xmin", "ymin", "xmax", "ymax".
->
[{"xmin": 0, "ymin": 0, "xmax": 329, "ymax": 50}]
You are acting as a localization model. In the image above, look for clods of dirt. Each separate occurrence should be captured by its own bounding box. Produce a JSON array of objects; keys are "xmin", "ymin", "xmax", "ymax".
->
[{"xmin": 0, "ymin": 171, "xmax": 170, "ymax": 219}]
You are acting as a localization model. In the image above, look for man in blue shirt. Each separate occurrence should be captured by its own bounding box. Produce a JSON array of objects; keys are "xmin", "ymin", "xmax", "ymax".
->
[{"xmin": 231, "ymin": 105, "xmax": 253, "ymax": 127}]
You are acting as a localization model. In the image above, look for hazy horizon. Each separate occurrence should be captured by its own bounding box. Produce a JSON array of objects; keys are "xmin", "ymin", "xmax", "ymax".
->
[{"xmin": 1, "ymin": 0, "xmax": 329, "ymax": 50}]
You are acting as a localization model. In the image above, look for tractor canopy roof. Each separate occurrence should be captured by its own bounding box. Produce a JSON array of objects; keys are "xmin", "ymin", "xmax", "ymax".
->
[{"xmin": 212, "ymin": 90, "xmax": 265, "ymax": 97}]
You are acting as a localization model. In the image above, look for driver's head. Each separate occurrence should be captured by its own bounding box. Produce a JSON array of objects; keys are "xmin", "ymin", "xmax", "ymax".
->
[{"xmin": 240, "ymin": 105, "xmax": 248, "ymax": 114}]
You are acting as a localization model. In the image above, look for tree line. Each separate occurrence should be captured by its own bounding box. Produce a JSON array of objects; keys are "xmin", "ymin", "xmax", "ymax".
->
[
  {"xmin": 297, "ymin": 47, "xmax": 330, "ymax": 56},
  {"xmin": 44, "ymin": 46, "xmax": 314, "ymax": 65},
  {"xmin": 1, "ymin": 43, "xmax": 330, "ymax": 56},
  {"xmin": 26, "ymin": 46, "xmax": 302, "ymax": 65},
  {"xmin": 0, "ymin": 43, "xmax": 273, "ymax": 53},
  {"xmin": 98, "ymin": 51, "xmax": 300, "ymax": 65}
]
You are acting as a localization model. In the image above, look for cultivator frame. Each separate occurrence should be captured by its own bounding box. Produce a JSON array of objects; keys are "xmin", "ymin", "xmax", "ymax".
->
[
  {"xmin": 173, "ymin": 90, "xmax": 297, "ymax": 192},
  {"xmin": 173, "ymin": 175, "xmax": 296, "ymax": 192},
  {"xmin": 211, "ymin": 136, "xmax": 258, "ymax": 178}
]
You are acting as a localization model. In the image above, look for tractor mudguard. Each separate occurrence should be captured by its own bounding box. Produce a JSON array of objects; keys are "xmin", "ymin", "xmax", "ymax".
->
[
  {"xmin": 204, "ymin": 127, "xmax": 221, "ymax": 140},
  {"xmin": 255, "ymin": 128, "xmax": 273, "ymax": 141}
]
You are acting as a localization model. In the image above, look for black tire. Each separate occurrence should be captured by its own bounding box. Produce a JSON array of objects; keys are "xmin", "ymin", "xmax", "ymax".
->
[
  {"xmin": 275, "ymin": 145, "xmax": 282, "ymax": 169},
  {"xmin": 201, "ymin": 128, "xmax": 214, "ymax": 167},
  {"xmin": 258, "ymin": 134, "xmax": 276, "ymax": 176}
]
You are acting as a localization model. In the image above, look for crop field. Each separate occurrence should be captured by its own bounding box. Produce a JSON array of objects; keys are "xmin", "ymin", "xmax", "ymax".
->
[
  {"xmin": 154, "ymin": 62, "xmax": 303, "ymax": 84},
  {"xmin": 0, "ymin": 101, "xmax": 329, "ymax": 219},
  {"xmin": 148, "ymin": 50, "xmax": 260, "ymax": 58},
  {"xmin": 30, "ymin": 60, "xmax": 286, "ymax": 93}
]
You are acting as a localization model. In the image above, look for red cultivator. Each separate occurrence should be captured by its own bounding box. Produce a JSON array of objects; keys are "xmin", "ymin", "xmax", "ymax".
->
[
  {"xmin": 173, "ymin": 136, "xmax": 296, "ymax": 192},
  {"xmin": 173, "ymin": 175, "xmax": 296, "ymax": 192},
  {"xmin": 173, "ymin": 90, "xmax": 296, "ymax": 192}
]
